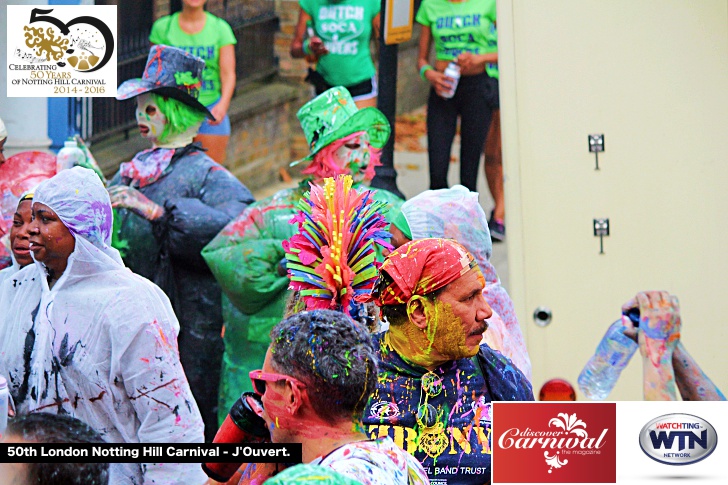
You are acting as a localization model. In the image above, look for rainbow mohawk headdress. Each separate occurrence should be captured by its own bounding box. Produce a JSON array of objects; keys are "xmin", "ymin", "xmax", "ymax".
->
[{"xmin": 282, "ymin": 175, "xmax": 393, "ymax": 316}]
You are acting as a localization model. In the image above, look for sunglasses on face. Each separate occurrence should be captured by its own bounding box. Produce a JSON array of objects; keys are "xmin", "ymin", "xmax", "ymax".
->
[{"xmin": 249, "ymin": 369, "xmax": 307, "ymax": 396}]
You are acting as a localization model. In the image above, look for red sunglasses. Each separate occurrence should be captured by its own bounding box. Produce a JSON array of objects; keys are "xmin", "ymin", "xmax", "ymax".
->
[{"xmin": 249, "ymin": 370, "xmax": 307, "ymax": 396}]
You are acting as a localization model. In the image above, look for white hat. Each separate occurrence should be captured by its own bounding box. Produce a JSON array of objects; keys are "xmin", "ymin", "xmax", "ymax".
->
[{"xmin": 0, "ymin": 116, "xmax": 6, "ymax": 141}]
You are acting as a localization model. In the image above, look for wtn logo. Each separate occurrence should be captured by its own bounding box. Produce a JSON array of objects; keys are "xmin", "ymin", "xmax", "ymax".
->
[
  {"xmin": 650, "ymin": 430, "xmax": 707, "ymax": 451},
  {"xmin": 639, "ymin": 414, "xmax": 717, "ymax": 465}
]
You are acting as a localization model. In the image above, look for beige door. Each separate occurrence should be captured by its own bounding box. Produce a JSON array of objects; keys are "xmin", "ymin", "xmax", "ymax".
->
[{"xmin": 498, "ymin": 0, "xmax": 728, "ymax": 399}]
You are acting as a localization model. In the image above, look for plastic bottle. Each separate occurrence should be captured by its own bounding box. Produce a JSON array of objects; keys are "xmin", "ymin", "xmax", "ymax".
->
[
  {"xmin": 442, "ymin": 62, "xmax": 461, "ymax": 99},
  {"xmin": 56, "ymin": 138, "xmax": 85, "ymax": 173},
  {"xmin": 0, "ymin": 375, "xmax": 9, "ymax": 436},
  {"xmin": 577, "ymin": 318, "xmax": 638, "ymax": 400}
]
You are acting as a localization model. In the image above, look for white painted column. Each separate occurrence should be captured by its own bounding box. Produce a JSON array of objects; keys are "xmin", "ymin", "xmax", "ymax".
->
[{"xmin": 0, "ymin": 0, "xmax": 53, "ymax": 155}]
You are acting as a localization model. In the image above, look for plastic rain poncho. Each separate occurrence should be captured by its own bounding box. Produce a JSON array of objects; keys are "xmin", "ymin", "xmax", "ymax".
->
[
  {"xmin": 0, "ymin": 254, "xmax": 19, "ymax": 286},
  {"xmin": 400, "ymin": 185, "xmax": 532, "ymax": 379},
  {"xmin": 0, "ymin": 167, "xmax": 207, "ymax": 485},
  {"xmin": 202, "ymin": 182, "xmax": 403, "ymax": 424}
]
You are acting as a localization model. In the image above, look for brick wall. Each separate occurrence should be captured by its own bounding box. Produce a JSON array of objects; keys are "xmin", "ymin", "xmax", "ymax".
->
[
  {"xmin": 153, "ymin": 0, "xmax": 169, "ymax": 19},
  {"xmin": 395, "ymin": 25, "xmax": 430, "ymax": 114},
  {"xmin": 276, "ymin": 0, "xmax": 310, "ymax": 81},
  {"xmin": 225, "ymin": 82, "xmax": 308, "ymax": 189}
]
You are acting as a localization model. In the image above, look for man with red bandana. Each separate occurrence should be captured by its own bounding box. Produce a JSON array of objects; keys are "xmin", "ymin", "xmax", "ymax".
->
[{"xmin": 361, "ymin": 238, "xmax": 533, "ymax": 485}]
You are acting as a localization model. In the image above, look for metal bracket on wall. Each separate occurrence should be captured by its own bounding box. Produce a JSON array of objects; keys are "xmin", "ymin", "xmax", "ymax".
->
[
  {"xmin": 588, "ymin": 134, "xmax": 605, "ymax": 170},
  {"xmin": 593, "ymin": 218, "xmax": 609, "ymax": 254}
]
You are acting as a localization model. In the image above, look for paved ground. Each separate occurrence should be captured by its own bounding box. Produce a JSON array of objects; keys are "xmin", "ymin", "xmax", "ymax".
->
[{"xmin": 252, "ymin": 119, "xmax": 510, "ymax": 292}]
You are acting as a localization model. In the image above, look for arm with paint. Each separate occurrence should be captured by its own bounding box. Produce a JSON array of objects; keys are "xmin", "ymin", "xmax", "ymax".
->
[
  {"xmin": 672, "ymin": 342, "xmax": 726, "ymax": 400},
  {"xmin": 112, "ymin": 289, "xmax": 207, "ymax": 484},
  {"xmin": 109, "ymin": 185, "xmax": 165, "ymax": 221},
  {"xmin": 623, "ymin": 291, "xmax": 680, "ymax": 401}
]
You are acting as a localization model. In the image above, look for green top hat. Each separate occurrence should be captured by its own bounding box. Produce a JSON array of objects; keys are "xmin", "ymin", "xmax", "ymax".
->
[{"xmin": 291, "ymin": 86, "xmax": 391, "ymax": 166}]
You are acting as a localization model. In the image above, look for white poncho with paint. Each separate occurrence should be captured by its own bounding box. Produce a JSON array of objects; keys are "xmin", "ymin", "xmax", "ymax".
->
[{"xmin": 0, "ymin": 167, "xmax": 207, "ymax": 485}]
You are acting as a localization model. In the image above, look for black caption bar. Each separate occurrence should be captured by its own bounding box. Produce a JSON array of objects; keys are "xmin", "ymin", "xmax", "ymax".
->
[{"xmin": 0, "ymin": 443, "xmax": 302, "ymax": 464}]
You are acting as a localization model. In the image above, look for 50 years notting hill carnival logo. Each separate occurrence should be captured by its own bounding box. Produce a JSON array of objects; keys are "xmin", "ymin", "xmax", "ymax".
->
[
  {"xmin": 639, "ymin": 413, "xmax": 718, "ymax": 466},
  {"xmin": 6, "ymin": 5, "xmax": 116, "ymax": 97},
  {"xmin": 492, "ymin": 403, "xmax": 616, "ymax": 483}
]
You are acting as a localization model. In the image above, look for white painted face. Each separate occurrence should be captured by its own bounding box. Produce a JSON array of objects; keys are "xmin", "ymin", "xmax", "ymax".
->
[
  {"xmin": 333, "ymin": 132, "xmax": 371, "ymax": 180},
  {"xmin": 135, "ymin": 93, "xmax": 167, "ymax": 142}
]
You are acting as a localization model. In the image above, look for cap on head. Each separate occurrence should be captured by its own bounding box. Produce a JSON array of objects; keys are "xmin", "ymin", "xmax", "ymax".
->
[{"xmin": 116, "ymin": 45, "xmax": 214, "ymax": 120}]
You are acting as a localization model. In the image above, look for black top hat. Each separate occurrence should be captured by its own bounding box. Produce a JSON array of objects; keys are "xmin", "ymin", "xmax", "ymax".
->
[{"xmin": 116, "ymin": 45, "xmax": 214, "ymax": 120}]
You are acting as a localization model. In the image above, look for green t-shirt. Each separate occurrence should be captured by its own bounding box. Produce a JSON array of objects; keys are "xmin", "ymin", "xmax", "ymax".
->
[
  {"xmin": 149, "ymin": 12, "xmax": 237, "ymax": 106},
  {"xmin": 301, "ymin": 0, "xmax": 380, "ymax": 87},
  {"xmin": 416, "ymin": 0, "xmax": 498, "ymax": 78}
]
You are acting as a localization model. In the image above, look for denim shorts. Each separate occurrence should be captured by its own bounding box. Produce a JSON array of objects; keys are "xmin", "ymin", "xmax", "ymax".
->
[{"xmin": 199, "ymin": 98, "xmax": 231, "ymax": 136}]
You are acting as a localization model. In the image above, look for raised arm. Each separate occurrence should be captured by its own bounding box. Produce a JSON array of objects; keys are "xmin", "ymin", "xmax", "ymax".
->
[
  {"xmin": 672, "ymin": 341, "xmax": 726, "ymax": 400},
  {"xmin": 623, "ymin": 291, "xmax": 680, "ymax": 401}
]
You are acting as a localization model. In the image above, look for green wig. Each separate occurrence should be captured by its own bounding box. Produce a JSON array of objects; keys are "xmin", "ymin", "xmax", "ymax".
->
[{"xmin": 151, "ymin": 93, "xmax": 206, "ymax": 144}]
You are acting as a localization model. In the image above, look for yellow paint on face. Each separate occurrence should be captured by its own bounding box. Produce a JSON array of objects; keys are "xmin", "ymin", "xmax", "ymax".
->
[{"xmin": 428, "ymin": 299, "xmax": 476, "ymax": 360}]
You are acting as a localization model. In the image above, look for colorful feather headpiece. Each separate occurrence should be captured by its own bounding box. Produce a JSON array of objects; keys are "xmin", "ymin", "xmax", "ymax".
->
[{"xmin": 282, "ymin": 175, "xmax": 393, "ymax": 316}]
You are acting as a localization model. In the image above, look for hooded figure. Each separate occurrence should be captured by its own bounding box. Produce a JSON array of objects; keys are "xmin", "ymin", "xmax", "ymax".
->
[
  {"xmin": 0, "ymin": 167, "xmax": 207, "ymax": 485},
  {"xmin": 202, "ymin": 87, "xmax": 403, "ymax": 425},
  {"xmin": 109, "ymin": 45, "xmax": 255, "ymax": 439},
  {"xmin": 391, "ymin": 185, "xmax": 531, "ymax": 379}
]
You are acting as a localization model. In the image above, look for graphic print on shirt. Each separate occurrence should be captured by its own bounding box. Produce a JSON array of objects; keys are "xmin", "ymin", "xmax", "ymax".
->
[{"xmin": 315, "ymin": 5, "xmax": 366, "ymax": 55}]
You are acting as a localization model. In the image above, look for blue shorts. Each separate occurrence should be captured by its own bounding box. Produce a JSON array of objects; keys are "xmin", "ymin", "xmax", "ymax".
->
[{"xmin": 199, "ymin": 98, "xmax": 231, "ymax": 136}]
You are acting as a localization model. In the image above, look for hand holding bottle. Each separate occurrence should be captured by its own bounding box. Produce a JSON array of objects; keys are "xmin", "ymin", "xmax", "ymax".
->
[
  {"xmin": 425, "ymin": 69, "xmax": 455, "ymax": 98},
  {"xmin": 623, "ymin": 291, "xmax": 681, "ymax": 363},
  {"xmin": 623, "ymin": 291, "xmax": 681, "ymax": 400},
  {"xmin": 306, "ymin": 36, "xmax": 328, "ymax": 58}
]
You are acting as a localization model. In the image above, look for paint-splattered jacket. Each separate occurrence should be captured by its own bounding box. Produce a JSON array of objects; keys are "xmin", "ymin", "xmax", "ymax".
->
[
  {"xmin": 363, "ymin": 332, "xmax": 534, "ymax": 485},
  {"xmin": 109, "ymin": 144, "xmax": 254, "ymax": 336},
  {"xmin": 202, "ymin": 183, "xmax": 403, "ymax": 424}
]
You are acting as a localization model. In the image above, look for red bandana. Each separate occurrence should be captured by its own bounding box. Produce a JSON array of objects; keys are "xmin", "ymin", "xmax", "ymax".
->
[{"xmin": 366, "ymin": 238, "xmax": 477, "ymax": 306}]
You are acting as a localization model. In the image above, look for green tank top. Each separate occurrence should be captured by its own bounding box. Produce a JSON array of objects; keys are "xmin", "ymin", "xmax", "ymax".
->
[
  {"xmin": 301, "ymin": 0, "xmax": 380, "ymax": 87},
  {"xmin": 416, "ymin": 0, "xmax": 498, "ymax": 78}
]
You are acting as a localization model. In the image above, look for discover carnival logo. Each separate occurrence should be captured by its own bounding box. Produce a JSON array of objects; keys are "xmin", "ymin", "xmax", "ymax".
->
[
  {"xmin": 639, "ymin": 413, "xmax": 718, "ymax": 466},
  {"xmin": 492, "ymin": 402, "xmax": 616, "ymax": 483},
  {"xmin": 6, "ymin": 5, "xmax": 117, "ymax": 98}
]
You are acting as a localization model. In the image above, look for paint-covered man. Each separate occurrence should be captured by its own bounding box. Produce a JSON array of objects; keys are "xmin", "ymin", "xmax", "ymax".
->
[
  {"xmin": 361, "ymin": 238, "xmax": 534, "ymax": 485},
  {"xmin": 108, "ymin": 45, "xmax": 254, "ymax": 439},
  {"xmin": 246, "ymin": 310, "xmax": 429, "ymax": 485}
]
